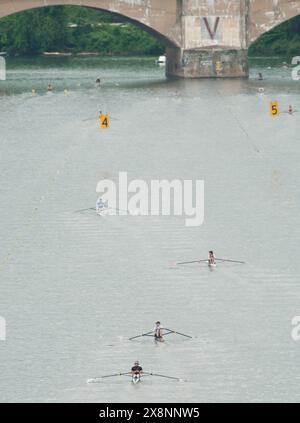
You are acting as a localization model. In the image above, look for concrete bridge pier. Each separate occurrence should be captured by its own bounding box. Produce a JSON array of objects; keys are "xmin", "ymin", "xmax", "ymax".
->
[
  {"xmin": 166, "ymin": 47, "xmax": 248, "ymax": 78},
  {"xmin": 166, "ymin": 0, "xmax": 249, "ymax": 78}
]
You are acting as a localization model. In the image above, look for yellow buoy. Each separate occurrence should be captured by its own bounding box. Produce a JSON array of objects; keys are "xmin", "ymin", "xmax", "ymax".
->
[
  {"xmin": 270, "ymin": 101, "xmax": 280, "ymax": 117},
  {"xmin": 100, "ymin": 114, "xmax": 110, "ymax": 129}
]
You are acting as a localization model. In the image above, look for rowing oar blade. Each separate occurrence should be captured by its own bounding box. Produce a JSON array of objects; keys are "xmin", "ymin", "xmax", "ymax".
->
[
  {"xmin": 129, "ymin": 331, "xmax": 154, "ymax": 341},
  {"xmin": 164, "ymin": 328, "xmax": 193, "ymax": 339}
]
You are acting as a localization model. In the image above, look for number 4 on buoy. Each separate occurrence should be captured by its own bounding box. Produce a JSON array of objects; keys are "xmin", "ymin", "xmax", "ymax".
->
[
  {"xmin": 100, "ymin": 114, "xmax": 110, "ymax": 129},
  {"xmin": 270, "ymin": 102, "xmax": 280, "ymax": 117}
]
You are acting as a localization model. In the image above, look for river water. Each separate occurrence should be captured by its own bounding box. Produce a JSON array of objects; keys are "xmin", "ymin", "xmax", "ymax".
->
[{"xmin": 0, "ymin": 56, "xmax": 299, "ymax": 403}]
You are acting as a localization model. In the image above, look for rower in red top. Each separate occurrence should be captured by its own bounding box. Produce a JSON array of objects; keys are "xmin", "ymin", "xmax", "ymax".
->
[{"xmin": 208, "ymin": 251, "xmax": 216, "ymax": 266}]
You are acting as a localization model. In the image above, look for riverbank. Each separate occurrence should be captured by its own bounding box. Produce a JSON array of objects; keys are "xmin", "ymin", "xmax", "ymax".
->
[{"xmin": 42, "ymin": 51, "xmax": 153, "ymax": 57}]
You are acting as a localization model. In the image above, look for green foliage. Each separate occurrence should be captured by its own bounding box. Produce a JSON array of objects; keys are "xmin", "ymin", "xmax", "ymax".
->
[{"xmin": 0, "ymin": 5, "xmax": 164, "ymax": 56}]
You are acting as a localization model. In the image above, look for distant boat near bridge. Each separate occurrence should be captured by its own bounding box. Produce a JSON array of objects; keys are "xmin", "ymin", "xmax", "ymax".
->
[{"xmin": 156, "ymin": 55, "xmax": 166, "ymax": 66}]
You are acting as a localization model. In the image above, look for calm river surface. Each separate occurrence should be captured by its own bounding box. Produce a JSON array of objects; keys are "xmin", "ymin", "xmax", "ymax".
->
[{"xmin": 0, "ymin": 56, "xmax": 299, "ymax": 402}]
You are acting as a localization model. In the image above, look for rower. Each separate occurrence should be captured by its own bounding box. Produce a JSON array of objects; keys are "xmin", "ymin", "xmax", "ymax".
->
[
  {"xmin": 208, "ymin": 251, "xmax": 216, "ymax": 266},
  {"xmin": 131, "ymin": 361, "xmax": 143, "ymax": 377},
  {"xmin": 96, "ymin": 78, "xmax": 101, "ymax": 86},
  {"xmin": 47, "ymin": 84, "xmax": 53, "ymax": 92},
  {"xmin": 154, "ymin": 321, "xmax": 164, "ymax": 341},
  {"xmin": 288, "ymin": 105, "xmax": 294, "ymax": 115},
  {"xmin": 258, "ymin": 72, "xmax": 263, "ymax": 81},
  {"xmin": 96, "ymin": 197, "xmax": 108, "ymax": 213}
]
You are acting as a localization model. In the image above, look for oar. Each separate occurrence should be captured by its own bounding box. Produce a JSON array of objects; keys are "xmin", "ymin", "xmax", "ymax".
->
[
  {"xmin": 74, "ymin": 207, "xmax": 96, "ymax": 213},
  {"xmin": 97, "ymin": 206, "xmax": 130, "ymax": 214},
  {"xmin": 144, "ymin": 372, "xmax": 181, "ymax": 381},
  {"xmin": 163, "ymin": 328, "xmax": 193, "ymax": 339},
  {"xmin": 161, "ymin": 330, "xmax": 173, "ymax": 336},
  {"xmin": 129, "ymin": 331, "xmax": 154, "ymax": 341},
  {"xmin": 215, "ymin": 258, "xmax": 245, "ymax": 264},
  {"xmin": 87, "ymin": 372, "xmax": 130, "ymax": 382},
  {"xmin": 176, "ymin": 260, "xmax": 208, "ymax": 265}
]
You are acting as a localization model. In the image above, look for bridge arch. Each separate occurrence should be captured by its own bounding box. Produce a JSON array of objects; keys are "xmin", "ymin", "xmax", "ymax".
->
[
  {"xmin": 249, "ymin": 0, "xmax": 300, "ymax": 45},
  {"xmin": 1, "ymin": 0, "xmax": 300, "ymax": 78},
  {"xmin": 0, "ymin": 0, "xmax": 181, "ymax": 48}
]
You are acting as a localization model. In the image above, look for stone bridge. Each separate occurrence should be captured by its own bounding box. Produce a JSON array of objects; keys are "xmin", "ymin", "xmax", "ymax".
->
[{"xmin": 0, "ymin": 0, "xmax": 299, "ymax": 78}]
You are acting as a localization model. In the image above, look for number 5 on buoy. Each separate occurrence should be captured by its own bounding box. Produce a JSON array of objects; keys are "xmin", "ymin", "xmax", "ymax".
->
[
  {"xmin": 100, "ymin": 114, "xmax": 110, "ymax": 129},
  {"xmin": 270, "ymin": 102, "xmax": 280, "ymax": 117}
]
